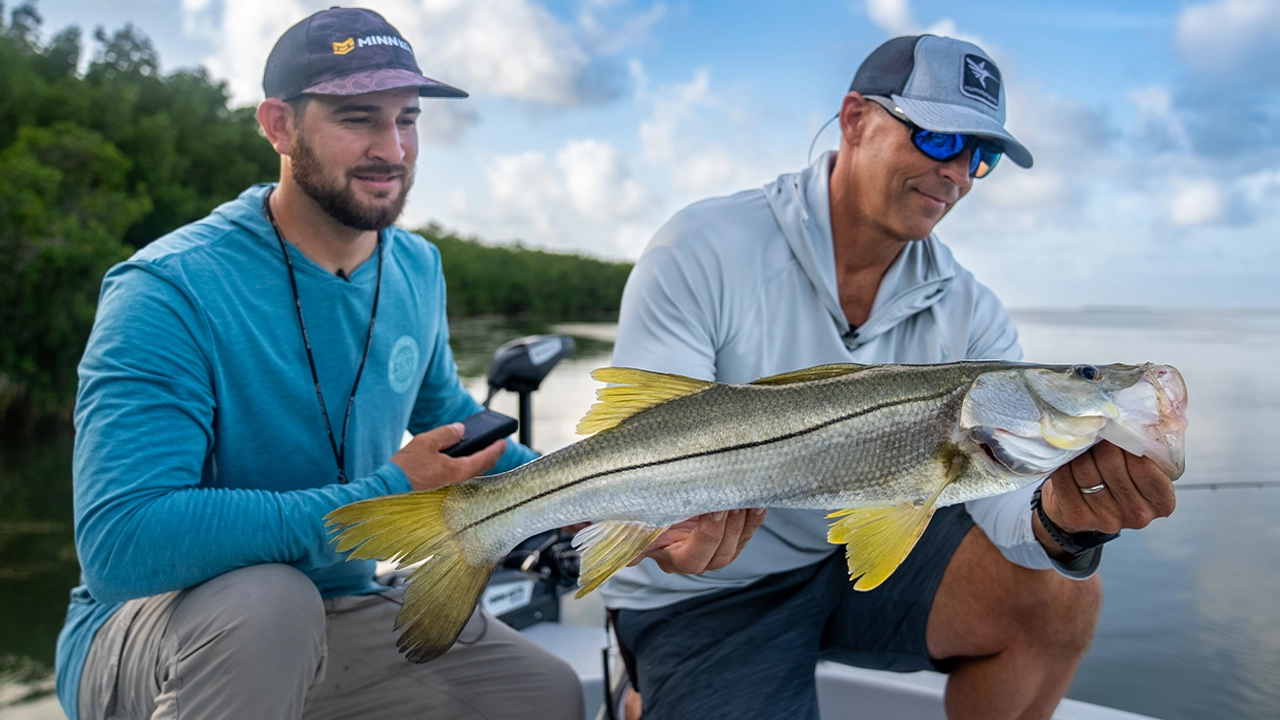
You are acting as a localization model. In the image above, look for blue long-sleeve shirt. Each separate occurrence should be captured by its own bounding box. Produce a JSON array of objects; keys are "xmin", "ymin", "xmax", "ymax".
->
[{"xmin": 55, "ymin": 184, "xmax": 535, "ymax": 718}]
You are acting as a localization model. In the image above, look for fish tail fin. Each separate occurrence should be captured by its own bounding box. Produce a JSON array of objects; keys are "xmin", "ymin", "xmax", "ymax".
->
[{"xmin": 326, "ymin": 489, "xmax": 494, "ymax": 663}]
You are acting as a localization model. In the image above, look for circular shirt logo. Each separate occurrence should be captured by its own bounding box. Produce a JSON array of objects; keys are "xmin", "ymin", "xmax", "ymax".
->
[{"xmin": 388, "ymin": 336, "xmax": 420, "ymax": 394}]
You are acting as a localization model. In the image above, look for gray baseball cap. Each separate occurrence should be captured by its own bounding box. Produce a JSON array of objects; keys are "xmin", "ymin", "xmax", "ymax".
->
[{"xmin": 850, "ymin": 35, "xmax": 1033, "ymax": 168}]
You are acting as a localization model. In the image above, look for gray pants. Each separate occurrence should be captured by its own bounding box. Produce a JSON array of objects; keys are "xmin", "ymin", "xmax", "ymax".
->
[{"xmin": 78, "ymin": 564, "xmax": 585, "ymax": 720}]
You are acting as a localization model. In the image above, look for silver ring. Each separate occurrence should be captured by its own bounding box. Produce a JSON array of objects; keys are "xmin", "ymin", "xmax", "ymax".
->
[{"xmin": 1080, "ymin": 483, "xmax": 1107, "ymax": 495}]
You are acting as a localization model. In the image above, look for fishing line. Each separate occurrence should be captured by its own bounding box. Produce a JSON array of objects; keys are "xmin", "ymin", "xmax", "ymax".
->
[{"xmin": 1174, "ymin": 481, "xmax": 1280, "ymax": 491}]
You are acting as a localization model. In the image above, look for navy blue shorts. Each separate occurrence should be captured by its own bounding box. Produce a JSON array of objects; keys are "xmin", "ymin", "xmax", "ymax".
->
[{"xmin": 612, "ymin": 505, "xmax": 975, "ymax": 720}]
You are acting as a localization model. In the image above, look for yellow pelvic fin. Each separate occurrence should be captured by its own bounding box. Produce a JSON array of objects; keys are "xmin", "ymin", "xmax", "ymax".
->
[
  {"xmin": 750, "ymin": 363, "xmax": 870, "ymax": 386},
  {"xmin": 326, "ymin": 490, "xmax": 494, "ymax": 663},
  {"xmin": 826, "ymin": 482, "xmax": 949, "ymax": 591},
  {"xmin": 576, "ymin": 367, "xmax": 715, "ymax": 435},
  {"xmin": 571, "ymin": 520, "xmax": 666, "ymax": 598}
]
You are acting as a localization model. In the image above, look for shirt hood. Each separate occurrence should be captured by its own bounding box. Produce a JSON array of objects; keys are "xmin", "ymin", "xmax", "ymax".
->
[
  {"xmin": 217, "ymin": 183, "xmax": 278, "ymax": 242},
  {"xmin": 762, "ymin": 151, "xmax": 957, "ymax": 350}
]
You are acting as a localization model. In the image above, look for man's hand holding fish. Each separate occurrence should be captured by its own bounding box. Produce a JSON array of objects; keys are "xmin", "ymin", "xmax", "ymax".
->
[
  {"xmin": 1037, "ymin": 442, "xmax": 1179, "ymax": 560},
  {"xmin": 636, "ymin": 508, "xmax": 769, "ymax": 574}
]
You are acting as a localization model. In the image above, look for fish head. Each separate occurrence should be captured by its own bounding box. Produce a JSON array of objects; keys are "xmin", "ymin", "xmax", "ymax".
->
[{"xmin": 960, "ymin": 363, "xmax": 1187, "ymax": 481}]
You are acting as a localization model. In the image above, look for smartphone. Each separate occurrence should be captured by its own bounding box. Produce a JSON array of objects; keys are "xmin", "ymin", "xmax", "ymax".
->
[{"xmin": 443, "ymin": 409, "xmax": 519, "ymax": 458}]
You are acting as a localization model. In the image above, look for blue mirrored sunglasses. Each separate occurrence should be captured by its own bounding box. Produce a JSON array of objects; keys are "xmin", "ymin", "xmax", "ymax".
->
[{"xmin": 878, "ymin": 104, "xmax": 1003, "ymax": 179}]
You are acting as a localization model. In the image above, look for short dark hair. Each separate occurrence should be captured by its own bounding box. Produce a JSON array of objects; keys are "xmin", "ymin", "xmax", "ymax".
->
[{"xmin": 287, "ymin": 94, "xmax": 311, "ymax": 119}]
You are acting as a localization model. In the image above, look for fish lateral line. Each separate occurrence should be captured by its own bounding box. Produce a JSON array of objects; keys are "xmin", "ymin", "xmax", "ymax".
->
[{"xmin": 458, "ymin": 386, "xmax": 962, "ymax": 534}]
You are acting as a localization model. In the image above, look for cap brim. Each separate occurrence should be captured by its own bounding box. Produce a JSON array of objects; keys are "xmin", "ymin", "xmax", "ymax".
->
[
  {"xmin": 890, "ymin": 94, "xmax": 1033, "ymax": 169},
  {"xmin": 303, "ymin": 67, "xmax": 468, "ymax": 99}
]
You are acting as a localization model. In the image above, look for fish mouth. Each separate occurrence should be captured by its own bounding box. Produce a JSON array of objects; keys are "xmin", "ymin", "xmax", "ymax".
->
[{"xmin": 1098, "ymin": 364, "xmax": 1187, "ymax": 479}]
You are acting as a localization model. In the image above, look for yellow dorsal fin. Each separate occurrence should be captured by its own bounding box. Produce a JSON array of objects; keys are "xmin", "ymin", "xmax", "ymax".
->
[
  {"xmin": 750, "ymin": 363, "xmax": 869, "ymax": 386},
  {"xmin": 572, "ymin": 520, "xmax": 666, "ymax": 597},
  {"xmin": 576, "ymin": 367, "xmax": 715, "ymax": 435},
  {"xmin": 826, "ymin": 480, "xmax": 949, "ymax": 591}
]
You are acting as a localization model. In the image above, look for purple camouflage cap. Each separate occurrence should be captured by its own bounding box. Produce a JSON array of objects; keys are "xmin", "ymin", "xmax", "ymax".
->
[{"xmin": 263, "ymin": 7, "xmax": 466, "ymax": 100}]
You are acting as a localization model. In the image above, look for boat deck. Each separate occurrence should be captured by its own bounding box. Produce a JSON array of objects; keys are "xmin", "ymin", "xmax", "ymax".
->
[{"xmin": 522, "ymin": 623, "xmax": 1162, "ymax": 720}]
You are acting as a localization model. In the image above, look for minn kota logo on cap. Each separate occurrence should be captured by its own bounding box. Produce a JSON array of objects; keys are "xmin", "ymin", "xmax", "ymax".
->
[
  {"xmin": 960, "ymin": 54, "xmax": 1001, "ymax": 110},
  {"xmin": 332, "ymin": 37, "xmax": 355, "ymax": 55}
]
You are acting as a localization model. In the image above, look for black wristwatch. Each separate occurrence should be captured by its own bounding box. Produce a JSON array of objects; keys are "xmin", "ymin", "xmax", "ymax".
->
[{"xmin": 1031, "ymin": 483, "xmax": 1120, "ymax": 556}]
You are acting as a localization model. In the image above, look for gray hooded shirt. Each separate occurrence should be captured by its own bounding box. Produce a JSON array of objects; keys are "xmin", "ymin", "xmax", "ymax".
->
[{"xmin": 599, "ymin": 153, "xmax": 1097, "ymax": 611}]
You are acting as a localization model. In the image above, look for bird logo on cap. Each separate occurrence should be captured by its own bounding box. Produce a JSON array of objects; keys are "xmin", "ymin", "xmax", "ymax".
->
[{"xmin": 966, "ymin": 57, "xmax": 995, "ymax": 90}]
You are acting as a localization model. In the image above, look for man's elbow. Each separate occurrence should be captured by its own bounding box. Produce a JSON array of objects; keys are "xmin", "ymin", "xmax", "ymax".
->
[{"xmin": 76, "ymin": 521, "xmax": 174, "ymax": 604}]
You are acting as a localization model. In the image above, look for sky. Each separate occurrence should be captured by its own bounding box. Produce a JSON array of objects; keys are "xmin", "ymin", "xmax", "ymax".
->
[{"xmin": 28, "ymin": 0, "xmax": 1280, "ymax": 308}]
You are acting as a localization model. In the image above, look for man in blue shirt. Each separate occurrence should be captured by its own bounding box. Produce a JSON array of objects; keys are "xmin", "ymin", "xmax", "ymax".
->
[{"xmin": 56, "ymin": 8, "xmax": 583, "ymax": 719}]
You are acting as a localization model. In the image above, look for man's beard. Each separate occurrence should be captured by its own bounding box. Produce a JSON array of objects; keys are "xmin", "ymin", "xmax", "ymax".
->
[{"xmin": 290, "ymin": 131, "xmax": 414, "ymax": 231}]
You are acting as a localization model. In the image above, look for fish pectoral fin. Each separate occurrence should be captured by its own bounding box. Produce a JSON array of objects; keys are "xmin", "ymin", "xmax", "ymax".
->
[
  {"xmin": 572, "ymin": 520, "xmax": 666, "ymax": 598},
  {"xmin": 826, "ymin": 499, "xmax": 939, "ymax": 592},
  {"xmin": 577, "ymin": 368, "xmax": 715, "ymax": 435},
  {"xmin": 750, "ymin": 363, "xmax": 870, "ymax": 386}
]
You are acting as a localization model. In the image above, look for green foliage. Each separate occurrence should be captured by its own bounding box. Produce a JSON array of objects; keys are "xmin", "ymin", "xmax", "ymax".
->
[
  {"xmin": 0, "ymin": 123, "xmax": 146, "ymax": 421},
  {"xmin": 423, "ymin": 225, "xmax": 632, "ymax": 318},
  {"xmin": 0, "ymin": 5, "xmax": 280, "ymax": 250},
  {"xmin": 0, "ymin": 2, "xmax": 277, "ymax": 427}
]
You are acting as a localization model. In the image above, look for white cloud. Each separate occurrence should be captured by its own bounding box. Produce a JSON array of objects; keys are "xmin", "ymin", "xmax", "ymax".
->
[
  {"xmin": 475, "ymin": 137, "xmax": 656, "ymax": 255},
  {"xmin": 414, "ymin": 102, "xmax": 481, "ymax": 145},
  {"xmin": 1175, "ymin": 0, "xmax": 1280, "ymax": 77},
  {"xmin": 578, "ymin": 1, "xmax": 666, "ymax": 55},
  {"xmin": 482, "ymin": 139, "xmax": 651, "ymax": 229},
  {"xmin": 485, "ymin": 150, "xmax": 565, "ymax": 235},
  {"xmin": 556, "ymin": 139, "xmax": 651, "ymax": 221},
  {"xmin": 1240, "ymin": 168, "xmax": 1280, "ymax": 207},
  {"xmin": 635, "ymin": 63, "xmax": 777, "ymax": 198},
  {"xmin": 1127, "ymin": 85, "xmax": 1191, "ymax": 153},
  {"xmin": 452, "ymin": 60, "xmax": 790, "ymax": 258},
  {"xmin": 1169, "ymin": 178, "xmax": 1227, "ymax": 226},
  {"xmin": 181, "ymin": 0, "xmax": 308, "ymax": 102},
  {"xmin": 182, "ymin": 0, "xmax": 633, "ymax": 115},
  {"xmin": 395, "ymin": 0, "xmax": 612, "ymax": 106},
  {"xmin": 863, "ymin": 0, "xmax": 962, "ymax": 42},
  {"xmin": 864, "ymin": 0, "xmax": 914, "ymax": 35}
]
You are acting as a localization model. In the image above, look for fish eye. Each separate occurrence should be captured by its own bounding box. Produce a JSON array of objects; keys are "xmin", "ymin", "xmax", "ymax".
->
[{"xmin": 1073, "ymin": 364, "xmax": 1100, "ymax": 381}]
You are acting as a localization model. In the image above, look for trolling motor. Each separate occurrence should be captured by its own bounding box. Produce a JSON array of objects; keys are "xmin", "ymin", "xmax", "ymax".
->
[
  {"xmin": 480, "ymin": 334, "xmax": 581, "ymax": 629},
  {"xmin": 483, "ymin": 335, "xmax": 575, "ymax": 448}
]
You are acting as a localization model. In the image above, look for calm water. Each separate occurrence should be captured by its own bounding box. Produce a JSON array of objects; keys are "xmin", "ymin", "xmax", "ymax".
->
[{"xmin": 2, "ymin": 311, "xmax": 1278, "ymax": 719}]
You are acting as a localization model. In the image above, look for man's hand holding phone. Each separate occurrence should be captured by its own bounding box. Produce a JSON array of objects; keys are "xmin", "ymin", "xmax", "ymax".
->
[{"xmin": 391, "ymin": 415, "xmax": 511, "ymax": 491}]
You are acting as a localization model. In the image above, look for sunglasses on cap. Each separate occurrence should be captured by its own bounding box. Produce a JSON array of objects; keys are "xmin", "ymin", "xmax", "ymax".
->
[{"xmin": 868, "ymin": 97, "xmax": 1003, "ymax": 179}]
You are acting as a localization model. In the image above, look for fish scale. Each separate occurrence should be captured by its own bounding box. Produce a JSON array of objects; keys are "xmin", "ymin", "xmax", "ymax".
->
[{"xmin": 327, "ymin": 359, "xmax": 1187, "ymax": 662}]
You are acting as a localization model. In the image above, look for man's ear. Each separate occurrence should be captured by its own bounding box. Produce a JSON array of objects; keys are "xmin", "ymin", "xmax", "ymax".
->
[
  {"xmin": 257, "ymin": 98, "xmax": 296, "ymax": 156},
  {"xmin": 837, "ymin": 92, "xmax": 871, "ymax": 150}
]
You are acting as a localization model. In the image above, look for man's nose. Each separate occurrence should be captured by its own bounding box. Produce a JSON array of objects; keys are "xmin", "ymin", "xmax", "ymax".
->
[
  {"xmin": 938, "ymin": 150, "xmax": 973, "ymax": 192},
  {"xmin": 368, "ymin": 121, "xmax": 406, "ymax": 165}
]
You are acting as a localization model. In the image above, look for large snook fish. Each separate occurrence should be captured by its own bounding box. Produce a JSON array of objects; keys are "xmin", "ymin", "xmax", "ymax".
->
[{"xmin": 327, "ymin": 361, "xmax": 1187, "ymax": 662}]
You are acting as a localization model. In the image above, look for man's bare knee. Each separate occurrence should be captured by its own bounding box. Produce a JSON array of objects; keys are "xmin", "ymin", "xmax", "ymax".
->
[
  {"xmin": 928, "ymin": 529, "xmax": 1102, "ymax": 661},
  {"xmin": 1016, "ymin": 572, "xmax": 1102, "ymax": 657}
]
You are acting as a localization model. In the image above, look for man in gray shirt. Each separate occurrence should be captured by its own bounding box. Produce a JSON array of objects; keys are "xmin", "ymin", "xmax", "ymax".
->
[{"xmin": 604, "ymin": 35, "xmax": 1177, "ymax": 720}]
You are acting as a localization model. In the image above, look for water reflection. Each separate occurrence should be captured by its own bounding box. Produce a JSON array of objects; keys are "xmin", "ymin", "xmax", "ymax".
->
[{"xmin": 0, "ymin": 433, "xmax": 77, "ymax": 709}]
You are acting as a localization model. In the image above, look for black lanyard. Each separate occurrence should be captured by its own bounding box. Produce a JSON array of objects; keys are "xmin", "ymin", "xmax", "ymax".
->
[{"xmin": 264, "ymin": 192, "xmax": 382, "ymax": 484}]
